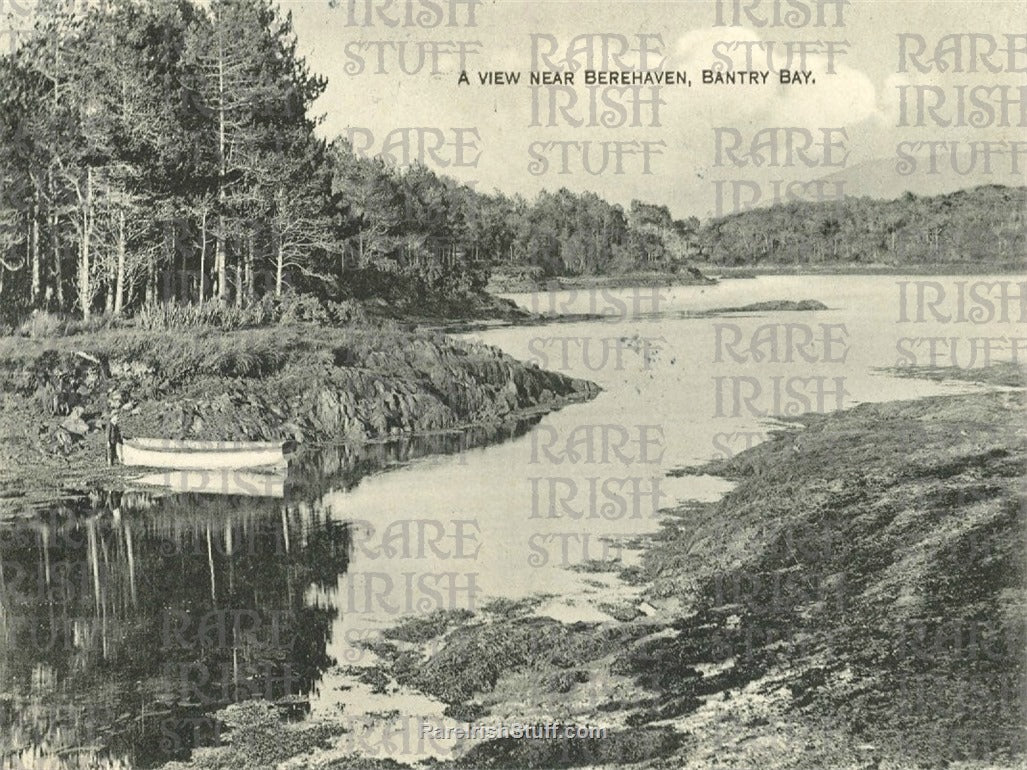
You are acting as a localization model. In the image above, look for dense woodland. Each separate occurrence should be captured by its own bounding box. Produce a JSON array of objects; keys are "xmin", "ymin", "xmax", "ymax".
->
[
  {"xmin": 0, "ymin": 0, "xmax": 1023, "ymax": 326},
  {"xmin": 698, "ymin": 186, "xmax": 1027, "ymax": 269}
]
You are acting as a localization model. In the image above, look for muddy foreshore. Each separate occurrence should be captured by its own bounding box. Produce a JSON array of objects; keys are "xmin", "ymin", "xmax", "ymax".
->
[
  {"xmin": 161, "ymin": 365, "xmax": 1025, "ymax": 770},
  {"xmin": 485, "ymin": 268, "xmax": 718, "ymax": 294},
  {"xmin": 0, "ymin": 322, "xmax": 599, "ymax": 518}
]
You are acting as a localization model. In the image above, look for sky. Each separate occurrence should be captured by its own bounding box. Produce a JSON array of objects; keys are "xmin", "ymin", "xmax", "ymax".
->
[
  {"xmin": 283, "ymin": 0, "xmax": 1027, "ymax": 218},
  {"xmin": 4, "ymin": 0, "xmax": 1026, "ymax": 218}
]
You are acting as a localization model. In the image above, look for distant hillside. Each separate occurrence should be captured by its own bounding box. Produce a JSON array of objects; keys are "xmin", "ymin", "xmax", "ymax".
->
[
  {"xmin": 819, "ymin": 157, "xmax": 1027, "ymax": 202},
  {"xmin": 697, "ymin": 185, "xmax": 1027, "ymax": 269}
]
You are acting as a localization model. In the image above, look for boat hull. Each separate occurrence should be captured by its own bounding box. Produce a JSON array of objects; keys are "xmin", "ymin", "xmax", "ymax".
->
[{"xmin": 121, "ymin": 438, "xmax": 286, "ymax": 470}]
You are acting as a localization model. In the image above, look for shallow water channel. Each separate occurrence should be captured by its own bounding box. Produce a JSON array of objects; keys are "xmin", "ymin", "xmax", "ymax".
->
[{"xmin": 1, "ymin": 275, "xmax": 1022, "ymax": 768}]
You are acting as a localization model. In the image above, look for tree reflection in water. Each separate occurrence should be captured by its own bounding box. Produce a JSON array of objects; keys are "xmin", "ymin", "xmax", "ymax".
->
[{"xmin": 0, "ymin": 417, "xmax": 540, "ymax": 769}]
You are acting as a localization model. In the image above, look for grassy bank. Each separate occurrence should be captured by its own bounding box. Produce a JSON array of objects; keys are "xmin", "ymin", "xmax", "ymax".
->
[{"xmin": 0, "ymin": 311, "xmax": 598, "ymax": 516}]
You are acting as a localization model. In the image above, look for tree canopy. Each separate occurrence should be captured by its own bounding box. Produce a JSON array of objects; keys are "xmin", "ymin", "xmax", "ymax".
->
[{"xmin": 0, "ymin": 0, "xmax": 1022, "ymax": 325}]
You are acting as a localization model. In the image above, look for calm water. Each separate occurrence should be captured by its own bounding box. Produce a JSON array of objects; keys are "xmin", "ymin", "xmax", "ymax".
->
[{"xmin": 1, "ymin": 275, "xmax": 1023, "ymax": 768}]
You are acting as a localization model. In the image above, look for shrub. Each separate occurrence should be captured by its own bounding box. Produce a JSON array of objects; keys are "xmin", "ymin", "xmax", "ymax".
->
[
  {"xmin": 17, "ymin": 311, "xmax": 118, "ymax": 338},
  {"xmin": 129, "ymin": 293, "xmax": 364, "ymax": 331},
  {"xmin": 276, "ymin": 291, "xmax": 329, "ymax": 324},
  {"xmin": 325, "ymin": 299, "xmax": 369, "ymax": 325},
  {"xmin": 18, "ymin": 311, "xmax": 65, "ymax": 338},
  {"xmin": 134, "ymin": 302, "xmax": 224, "ymax": 331}
]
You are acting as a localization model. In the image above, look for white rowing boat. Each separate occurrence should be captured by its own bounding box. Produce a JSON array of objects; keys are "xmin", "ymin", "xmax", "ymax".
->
[{"xmin": 121, "ymin": 437, "xmax": 286, "ymax": 470}]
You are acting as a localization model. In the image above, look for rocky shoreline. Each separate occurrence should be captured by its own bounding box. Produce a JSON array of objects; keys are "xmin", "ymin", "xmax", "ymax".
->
[
  {"xmin": 0, "ymin": 322, "xmax": 599, "ymax": 517},
  {"xmin": 159, "ymin": 365, "xmax": 1026, "ymax": 770},
  {"xmin": 486, "ymin": 267, "xmax": 718, "ymax": 294},
  {"xmin": 0, "ymin": 291, "xmax": 835, "ymax": 516}
]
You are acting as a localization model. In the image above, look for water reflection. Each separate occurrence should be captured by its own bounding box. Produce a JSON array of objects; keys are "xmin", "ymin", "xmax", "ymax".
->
[{"xmin": 0, "ymin": 418, "xmax": 543, "ymax": 769}]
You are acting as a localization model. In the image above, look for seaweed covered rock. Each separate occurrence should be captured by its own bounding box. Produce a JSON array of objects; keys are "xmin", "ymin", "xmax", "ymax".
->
[{"xmin": 0, "ymin": 323, "xmax": 600, "ymax": 509}]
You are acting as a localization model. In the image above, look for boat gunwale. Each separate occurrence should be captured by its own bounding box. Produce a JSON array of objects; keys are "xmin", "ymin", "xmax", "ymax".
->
[{"xmin": 123, "ymin": 438, "xmax": 284, "ymax": 453}]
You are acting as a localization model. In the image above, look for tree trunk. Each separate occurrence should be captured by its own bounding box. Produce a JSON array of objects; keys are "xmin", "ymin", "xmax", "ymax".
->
[
  {"xmin": 53, "ymin": 220, "xmax": 63, "ymax": 310},
  {"xmin": 169, "ymin": 224, "xmax": 177, "ymax": 302},
  {"xmin": 216, "ymin": 214, "xmax": 227, "ymax": 300},
  {"xmin": 244, "ymin": 232, "xmax": 254, "ymax": 303},
  {"xmin": 176, "ymin": 224, "xmax": 186, "ymax": 302},
  {"xmin": 148, "ymin": 221, "xmax": 165, "ymax": 306},
  {"xmin": 275, "ymin": 237, "xmax": 284, "ymax": 297},
  {"xmin": 105, "ymin": 265, "xmax": 113, "ymax": 314},
  {"xmin": 215, "ymin": 28, "xmax": 228, "ymax": 302},
  {"xmin": 30, "ymin": 192, "xmax": 40, "ymax": 306},
  {"xmin": 198, "ymin": 208, "xmax": 207, "ymax": 302},
  {"xmin": 114, "ymin": 210, "xmax": 125, "ymax": 314},
  {"xmin": 104, "ymin": 183, "xmax": 113, "ymax": 314},
  {"xmin": 79, "ymin": 169, "xmax": 92, "ymax": 320},
  {"xmin": 49, "ymin": 171, "xmax": 64, "ymax": 310},
  {"xmin": 145, "ymin": 260, "xmax": 156, "ymax": 306}
]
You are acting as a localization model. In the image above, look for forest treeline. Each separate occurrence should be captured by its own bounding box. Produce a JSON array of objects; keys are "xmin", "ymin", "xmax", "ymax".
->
[
  {"xmin": 0, "ymin": 0, "xmax": 1023, "ymax": 325},
  {"xmin": 0, "ymin": 0, "xmax": 492, "ymax": 322},
  {"xmin": 0, "ymin": 0, "xmax": 702, "ymax": 323},
  {"xmin": 698, "ymin": 185, "xmax": 1027, "ymax": 269}
]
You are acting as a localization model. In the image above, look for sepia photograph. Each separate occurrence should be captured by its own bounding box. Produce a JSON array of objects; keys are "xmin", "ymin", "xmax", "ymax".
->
[{"xmin": 0, "ymin": 0, "xmax": 1024, "ymax": 767}]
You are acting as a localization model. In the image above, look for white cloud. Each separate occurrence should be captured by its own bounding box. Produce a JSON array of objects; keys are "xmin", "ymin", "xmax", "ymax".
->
[
  {"xmin": 666, "ymin": 27, "xmax": 879, "ymax": 130},
  {"xmin": 776, "ymin": 59, "xmax": 878, "ymax": 128}
]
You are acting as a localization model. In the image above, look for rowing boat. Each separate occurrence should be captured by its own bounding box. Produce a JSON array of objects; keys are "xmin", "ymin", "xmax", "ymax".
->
[{"xmin": 121, "ymin": 437, "xmax": 286, "ymax": 470}]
